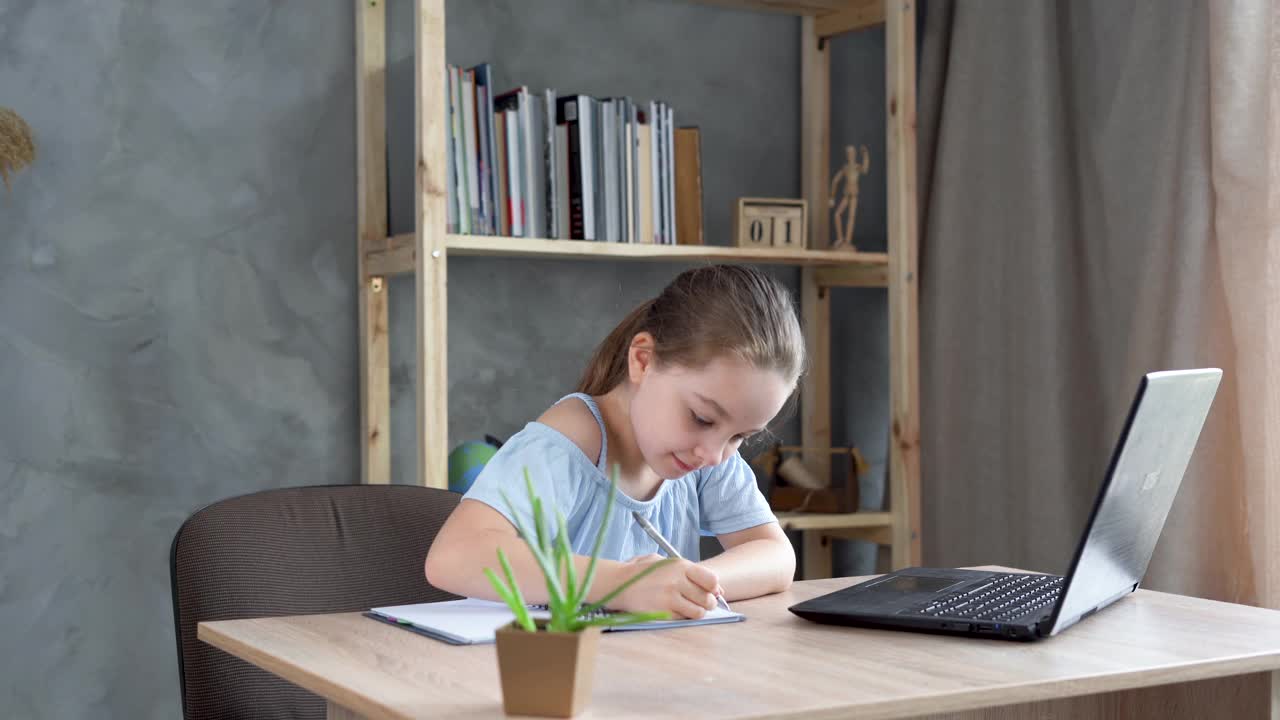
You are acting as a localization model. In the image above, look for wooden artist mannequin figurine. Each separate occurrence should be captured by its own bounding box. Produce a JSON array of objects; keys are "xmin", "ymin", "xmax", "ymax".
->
[{"xmin": 829, "ymin": 144, "xmax": 869, "ymax": 251}]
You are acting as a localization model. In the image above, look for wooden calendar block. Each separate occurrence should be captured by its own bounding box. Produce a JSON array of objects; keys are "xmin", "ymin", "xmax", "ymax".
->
[{"xmin": 734, "ymin": 198, "xmax": 808, "ymax": 250}]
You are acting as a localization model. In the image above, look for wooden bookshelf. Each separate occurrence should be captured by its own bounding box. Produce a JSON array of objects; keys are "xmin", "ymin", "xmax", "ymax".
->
[{"xmin": 354, "ymin": 0, "xmax": 920, "ymax": 579}]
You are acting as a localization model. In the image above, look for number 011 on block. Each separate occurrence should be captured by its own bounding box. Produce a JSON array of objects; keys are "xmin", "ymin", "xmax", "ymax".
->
[{"xmin": 734, "ymin": 198, "xmax": 808, "ymax": 250}]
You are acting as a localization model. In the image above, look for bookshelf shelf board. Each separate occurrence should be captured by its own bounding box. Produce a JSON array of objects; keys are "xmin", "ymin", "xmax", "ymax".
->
[
  {"xmin": 695, "ymin": 1, "xmax": 872, "ymax": 17},
  {"xmin": 694, "ymin": 0, "xmax": 885, "ymax": 37},
  {"xmin": 364, "ymin": 233, "xmax": 889, "ymax": 276},
  {"xmin": 447, "ymin": 234, "xmax": 889, "ymax": 266},
  {"xmin": 776, "ymin": 511, "xmax": 893, "ymax": 531}
]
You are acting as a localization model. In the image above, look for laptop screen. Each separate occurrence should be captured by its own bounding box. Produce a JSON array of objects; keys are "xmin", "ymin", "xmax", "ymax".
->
[{"xmin": 1047, "ymin": 369, "xmax": 1221, "ymax": 636}]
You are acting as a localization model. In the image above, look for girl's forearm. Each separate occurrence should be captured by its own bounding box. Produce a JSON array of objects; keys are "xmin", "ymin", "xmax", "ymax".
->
[
  {"xmin": 699, "ymin": 537, "xmax": 795, "ymax": 601},
  {"xmin": 426, "ymin": 528, "xmax": 629, "ymax": 604}
]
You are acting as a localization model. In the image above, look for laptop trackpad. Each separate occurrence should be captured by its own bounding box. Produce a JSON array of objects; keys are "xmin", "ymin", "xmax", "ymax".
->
[
  {"xmin": 868, "ymin": 574, "xmax": 968, "ymax": 594},
  {"xmin": 791, "ymin": 569, "xmax": 982, "ymax": 617}
]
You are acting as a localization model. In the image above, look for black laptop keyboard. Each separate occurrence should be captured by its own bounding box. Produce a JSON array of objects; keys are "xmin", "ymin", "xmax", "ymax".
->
[{"xmin": 921, "ymin": 573, "xmax": 1065, "ymax": 623}]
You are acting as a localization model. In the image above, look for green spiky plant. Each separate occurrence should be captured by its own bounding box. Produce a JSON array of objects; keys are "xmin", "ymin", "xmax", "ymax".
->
[{"xmin": 485, "ymin": 466, "xmax": 674, "ymax": 633}]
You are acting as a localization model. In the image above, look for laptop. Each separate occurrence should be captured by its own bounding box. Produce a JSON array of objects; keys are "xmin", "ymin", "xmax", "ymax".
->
[{"xmin": 789, "ymin": 368, "xmax": 1223, "ymax": 641}]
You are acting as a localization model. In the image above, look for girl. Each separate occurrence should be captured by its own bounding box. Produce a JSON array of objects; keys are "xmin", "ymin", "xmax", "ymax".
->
[{"xmin": 425, "ymin": 265, "xmax": 804, "ymax": 619}]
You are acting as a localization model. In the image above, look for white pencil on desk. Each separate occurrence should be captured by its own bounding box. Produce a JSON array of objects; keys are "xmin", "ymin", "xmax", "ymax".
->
[{"xmin": 631, "ymin": 510, "xmax": 732, "ymax": 612}]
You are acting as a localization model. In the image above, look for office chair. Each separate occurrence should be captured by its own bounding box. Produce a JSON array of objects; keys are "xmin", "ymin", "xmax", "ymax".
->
[{"xmin": 170, "ymin": 484, "xmax": 461, "ymax": 719}]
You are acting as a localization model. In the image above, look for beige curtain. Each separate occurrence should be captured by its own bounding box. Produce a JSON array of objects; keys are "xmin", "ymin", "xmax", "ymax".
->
[{"xmin": 917, "ymin": 0, "xmax": 1278, "ymax": 607}]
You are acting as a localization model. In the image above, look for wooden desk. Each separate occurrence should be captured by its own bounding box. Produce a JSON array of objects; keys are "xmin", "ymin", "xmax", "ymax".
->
[{"xmin": 199, "ymin": 568, "xmax": 1280, "ymax": 719}]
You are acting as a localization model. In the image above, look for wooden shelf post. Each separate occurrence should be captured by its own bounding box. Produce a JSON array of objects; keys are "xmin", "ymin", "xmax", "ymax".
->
[
  {"xmin": 800, "ymin": 13, "xmax": 835, "ymax": 580},
  {"xmin": 886, "ymin": 0, "xmax": 921, "ymax": 568},
  {"xmin": 415, "ymin": 0, "xmax": 450, "ymax": 490},
  {"xmin": 356, "ymin": 0, "xmax": 390, "ymax": 485}
]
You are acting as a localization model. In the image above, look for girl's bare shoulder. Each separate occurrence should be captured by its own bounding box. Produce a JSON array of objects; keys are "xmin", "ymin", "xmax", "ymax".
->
[{"xmin": 536, "ymin": 397, "xmax": 602, "ymax": 464}]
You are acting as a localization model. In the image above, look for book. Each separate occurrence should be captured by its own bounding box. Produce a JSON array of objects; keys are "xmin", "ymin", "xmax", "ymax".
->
[
  {"xmin": 543, "ymin": 88, "xmax": 559, "ymax": 239},
  {"xmin": 556, "ymin": 95, "xmax": 596, "ymax": 240},
  {"xmin": 449, "ymin": 66, "xmax": 470, "ymax": 234},
  {"xmin": 444, "ymin": 66, "xmax": 458, "ymax": 234},
  {"xmin": 503, "ymin": 107, "xmax": 522, "ymax": 235},
  {"xmin": 664, "ymin": 104, "xmax": 675, "ymax": 244},
  {"xmin": 589, "ymin": 97, "xmax": 605, "ymax": 241},
  {"xmin": 628, "ymin": 98, "xmax": 639, "ymax": 244},
  {"xmin": 495, "ymin": 111, "xmax": 510, "ymax": 235},
  {"xmin": 471, "ymin": 63, "xmax": 498, "ymax": 235},
  {"xmin": 494, "ymin": 88, "xmax": 527, "ymax": 236},
  {"xmin": 637, "ymin": 121, "xmax": 654, "ymax": 244},
  {"xmin": 674, "ymin": 126, "xmax": 704, "ymax": 245},
  {"xmin": 460, "ymin": 69, "xmax": 479, "ymax": 233},
  {"xmin": 601, "ymin": 99, "xmax": 618, "ymax": 241},
  {"xmin": 524, "ymin": 90, "xmax": 547, "ymax": 238},
  {"xmin": 367, "ymin": 597, "xmax": 744, "ymax": 646},
  {"xmin": 647, "ymin": 101, "xmax": 662, "ymax": 243},
  {"xmin": 554, "ymin": 122, "xmax": 571, "ymax": 239}
]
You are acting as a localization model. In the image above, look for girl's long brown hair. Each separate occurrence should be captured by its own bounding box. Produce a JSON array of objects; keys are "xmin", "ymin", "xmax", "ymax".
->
[{"xmin": 576, "ymin": 265, "xmax": 805, "ymax": 395}]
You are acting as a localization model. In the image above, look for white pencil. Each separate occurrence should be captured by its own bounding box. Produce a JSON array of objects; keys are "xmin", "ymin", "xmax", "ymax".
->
[{"xmin": 631, "ymin": 510, "xmax": 732, "ymax": 612}]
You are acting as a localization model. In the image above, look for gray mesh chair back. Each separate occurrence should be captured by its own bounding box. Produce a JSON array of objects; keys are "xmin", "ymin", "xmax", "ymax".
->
[{"xmin": 170, "ymin": 484, "xmax": 461, "ymax": 719}]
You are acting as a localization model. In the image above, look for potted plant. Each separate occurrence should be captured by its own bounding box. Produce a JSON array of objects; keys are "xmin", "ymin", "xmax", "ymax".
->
[{"xmin": 485, "ymin": 467, "xmax": 673, "ymax": 718}]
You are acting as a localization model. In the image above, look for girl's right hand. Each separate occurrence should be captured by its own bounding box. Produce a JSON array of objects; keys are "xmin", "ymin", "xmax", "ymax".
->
[{"xmin": 613, "ymin": 554, "xmax": 720, "ymax": 619}]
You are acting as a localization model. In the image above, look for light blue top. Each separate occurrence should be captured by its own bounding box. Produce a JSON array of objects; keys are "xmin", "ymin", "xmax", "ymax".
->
[{"xmin": 462, "ymin": 393, "xmax": 776, "ymax": 561}]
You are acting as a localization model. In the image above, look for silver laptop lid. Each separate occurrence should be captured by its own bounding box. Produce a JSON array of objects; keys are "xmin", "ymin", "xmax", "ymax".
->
[{"xmin": 1047, "ymin": 368, "xmax": 1222, "ymax": 636}]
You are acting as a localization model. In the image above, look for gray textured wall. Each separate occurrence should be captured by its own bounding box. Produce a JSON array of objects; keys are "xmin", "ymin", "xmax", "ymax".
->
[
  {"xmin": 0, "ymin": 1, "xmax": 887, "ymax": 717},
  {"xmin": 2, "ymin": 2, "xmax": 358, "ymax": 718}
]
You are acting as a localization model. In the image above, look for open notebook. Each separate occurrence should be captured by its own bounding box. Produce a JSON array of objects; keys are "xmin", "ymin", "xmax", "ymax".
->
[{"xmin": 366, "ymin": 598, "xmax": 744, "ymax": 645}]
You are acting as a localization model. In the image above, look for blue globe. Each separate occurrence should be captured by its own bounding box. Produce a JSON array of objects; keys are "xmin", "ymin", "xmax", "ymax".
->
[{"xmin": 448, "ymin": 440, "xmax": 499, "ymax": 494}]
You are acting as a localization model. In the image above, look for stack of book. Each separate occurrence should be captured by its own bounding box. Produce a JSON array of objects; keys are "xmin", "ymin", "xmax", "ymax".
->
[{"xmin": 445, "ymin": 63, "xmax": 700, "ymax": 245}]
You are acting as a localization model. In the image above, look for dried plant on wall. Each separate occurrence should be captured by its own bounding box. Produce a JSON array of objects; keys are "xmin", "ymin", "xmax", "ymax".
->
[{"xmin": 0, "ymin": 107, "xmax": 36, "ymax": 192}]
